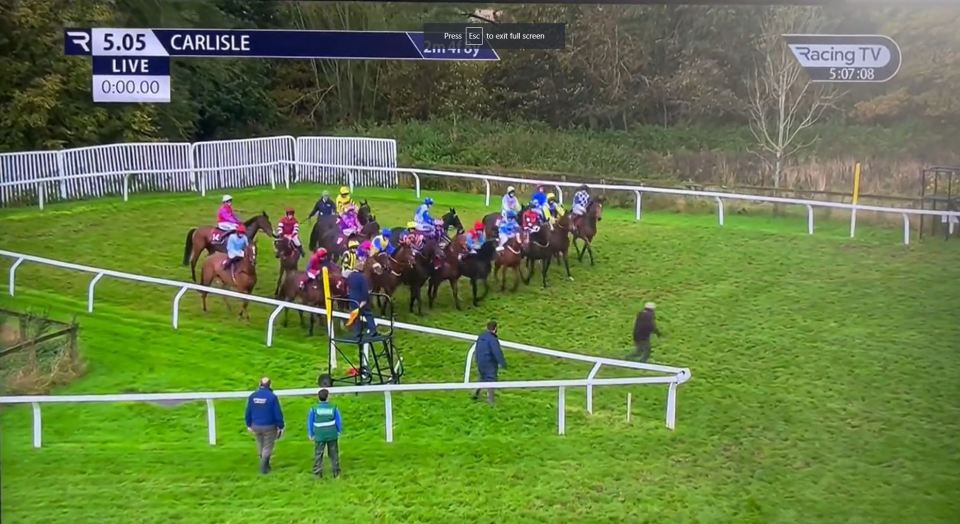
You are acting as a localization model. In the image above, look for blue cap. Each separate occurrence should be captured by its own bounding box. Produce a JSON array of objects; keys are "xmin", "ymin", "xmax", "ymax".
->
[
  {"xmin": 424, "ymin": 197, "xmax": 434, "ymax": 205},
  {"xmin": 382, "ymin": 228, "xmax": 391, "ymax": 237},
  {"xmin": 506, "ymin": 210, "xmax": 516, "ymax": 218}
]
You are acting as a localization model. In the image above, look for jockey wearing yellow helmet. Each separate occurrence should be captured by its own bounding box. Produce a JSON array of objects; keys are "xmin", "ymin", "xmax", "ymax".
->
[
  {"xmin": 335, "ymin": 186, "xmax": 353, "ymax": 215},
  {"xmin": 339, "ymin": 239, "xmax": 361, "ymax": 271}
]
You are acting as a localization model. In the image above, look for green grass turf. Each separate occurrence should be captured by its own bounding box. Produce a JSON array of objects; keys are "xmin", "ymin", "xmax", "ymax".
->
[{"xmin": 1, "ymin": 186, "xmax": 959, "ymax": 523}]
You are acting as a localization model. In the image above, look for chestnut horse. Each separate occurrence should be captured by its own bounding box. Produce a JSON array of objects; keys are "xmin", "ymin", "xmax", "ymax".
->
[
  {"xmin": 493, "ymin": 235, "xmax": 524, "ymax": 292},
  {"xmin": 183, "ymin": 212, "xmax": 274, "ymax": 282},
  {"xmin": 572, "ymin": 196, "xmax": 604, "ymax": 265},
  {"xmin": 199, "ymin": 244, "xmax": 258, "ymax": 320},
  {"xmin": 273, "ymin": 236, "xmax": 301, "ymax": 297}
]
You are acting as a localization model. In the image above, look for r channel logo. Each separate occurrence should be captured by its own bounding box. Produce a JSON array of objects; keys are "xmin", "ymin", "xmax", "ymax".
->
[{"xmin": 465, "ymin": 27, "xmax": 484, "ymax": 47}]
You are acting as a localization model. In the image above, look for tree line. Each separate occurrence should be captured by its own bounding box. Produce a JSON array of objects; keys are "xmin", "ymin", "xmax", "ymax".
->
[{"xmin": 2, "ymin": 0, "xmax": 958, "ymax": 154}]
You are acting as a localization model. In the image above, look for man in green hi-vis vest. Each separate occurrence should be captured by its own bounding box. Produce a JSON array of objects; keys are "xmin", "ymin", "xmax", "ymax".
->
[{"xmin": 307, "ymin": 388, "xmax": 343, "ymax": 478}]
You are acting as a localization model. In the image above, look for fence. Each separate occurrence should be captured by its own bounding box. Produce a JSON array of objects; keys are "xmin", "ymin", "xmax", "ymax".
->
[
  {"xmin": 0, "ymin": 248, "xmax": 691, "ymax": 447},
  {"xmin": 3, "ymin": 135, "xmax": 959, "ymax": 244},
  {"xmin": 0, "ymin": 136, "xmax": 398, "ymax": 205}
]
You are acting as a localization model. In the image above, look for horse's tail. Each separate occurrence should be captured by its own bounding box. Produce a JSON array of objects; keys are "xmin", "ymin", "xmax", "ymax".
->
[{"xmin": 182, "ymin": 228, "xmax": 197, "ymax": 266}]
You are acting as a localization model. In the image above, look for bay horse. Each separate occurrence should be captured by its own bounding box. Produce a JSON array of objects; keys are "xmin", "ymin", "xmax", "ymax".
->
[
  {"xmin": 428, "ymin": 234, "xmax": 467, "ymax": 310},
  {"xmin": 273, "ymin": 237, "xmax": 301, "ymax": 297},
  {"xmin": 369, "ymin": 248, "xmax": 413, "ymax": 315},
  {"xmin": 572, "ymin": 196, "xmax": 605, "ymax": 266},
  {"xmin": 276, "ymin": 264, "xmax": 347, "ymax": 336},
  {"xmin": 549, "ymin": 214, "xmax": 574, "ymax": 280},
  {"xmin": 459, "ymin": 240, "xmax": 497, "ymax": 306},
  {"xmin": 400, "ymin": 241, "xmax": 434, "ymax": 316},
  {"xmin": 522, "ymin": 225, "xmax": 553, "ymax": 288},
  {"xmin": 493, "ymin": 235, "xmax": 524, "ymax": 292},
  {"xmin": 482, "ymin": 204, "xmax": 531, "ymax": 240},
  {"xmin": 199, "ymin": 244, "xmax": 258, "ymax": 320},
  {"xmin": 183, "ymin": 212, "xmax": 274, "ymax": 283}
]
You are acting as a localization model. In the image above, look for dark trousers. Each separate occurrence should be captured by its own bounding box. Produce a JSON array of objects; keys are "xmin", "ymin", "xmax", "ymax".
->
[
  {"xmin": 313, "ymin": 439, "xmax": 341, "ymax": 477},
  {"xmin": 353, "ymin": 307, "xmax": 376, "ymax": 338},
  {"xmin": 632, "ymin": 339, "xmax": 651, "ymax": 362},
  {"xmin": 252, "ymin": 424, "xmax": 279, "ymax": 474},
  {"xmin": 473, "ymin": 371, "xmax": 497, "ymax": 404}
]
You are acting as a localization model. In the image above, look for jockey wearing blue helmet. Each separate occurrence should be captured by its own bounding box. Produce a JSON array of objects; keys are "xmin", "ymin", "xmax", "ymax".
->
[
  {"xmin": 414, "ymin": 197, "xmax": 436, "ymax": 233},
  {"xmin": 371, "ymin": 227, "xmax": 394, "ymax": 256}
]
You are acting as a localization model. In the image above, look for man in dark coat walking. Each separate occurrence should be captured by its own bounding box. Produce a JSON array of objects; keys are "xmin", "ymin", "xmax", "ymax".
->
[
  {"xmin": 472, "ymin": 320, "xmax": 506, "ymax": 405},
  {"xmin": 630, "ymin": 302, "xmax": 662, "ymax": 362},
  {"xmin": 245, "ymin": 377, "xmax": 285, "ymax": 474},
  {"xmin": 344, "ymin": 269, "xmax": 376, "ymax": 338}
]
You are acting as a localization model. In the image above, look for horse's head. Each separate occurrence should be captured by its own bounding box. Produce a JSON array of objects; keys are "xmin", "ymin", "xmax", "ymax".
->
[
  {"xmin": 591, "ymin": 196, "xmax": 605, "ymax": 222},
  {"xmin": 443, "ymin": 208, "xmax": 464, "ymax": 234},
  {"xmin": 249, "ymin": 212, "xmax": 274, "ymax": 237},
  {"xmin": 357, "ymin": 200, "xmax": 372, "ymax": 224}
]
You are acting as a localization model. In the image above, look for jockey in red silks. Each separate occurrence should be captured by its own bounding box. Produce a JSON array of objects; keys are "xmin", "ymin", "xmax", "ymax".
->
[
  {"xmin": 521, "ymin": 206, "xmax": 542, "ymax": 233},
  {"xmin": 302, "ymin": 248, "xmax": 329, "ymax": 289},
  {"xmin": 217, "ymin": 195, "xmax": 241, "ymax": 236},
  {"xmin": 337, "ymin": 204, "xmax": 361, "ymax": 240},
  {"xmin": 465, "ymin": 221, "xmax": 485, "ymax": 255},
  {"xmin": 275, "ymin": 207, "xmax": 303, "ymax": 256}
]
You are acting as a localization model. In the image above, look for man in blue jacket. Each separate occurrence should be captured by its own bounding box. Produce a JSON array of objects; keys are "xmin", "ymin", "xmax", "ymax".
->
[
  {"xmin": 245, "ymin": 377, "xmax": 285, "ymax": 474},
  {"xmin": 307, "ymin": 388, "xmax": 343, "ymax": 478},
  {"xmin": 472, "ymin": 321, "xmax": 507, "ymax": 405},
  {"xmin": 345, "ymin": 269, "xmax": 377, "ymax": 338}
]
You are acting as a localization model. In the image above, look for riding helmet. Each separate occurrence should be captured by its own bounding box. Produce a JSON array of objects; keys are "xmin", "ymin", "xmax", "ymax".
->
[
  {"xmin": 406, "ymin": 221, "xmax": 417, "ymax": 229},
  {"xmin": 285, "ymin": 207, "xmax": 295, "ymax": 215},
  {"xmin": 424, "ymin": 197, "xmax": 434, "ymax": 205},
  {"xmin": 507, "ymin": 186, "xmax": 516, "ymax": 194},
  {"xmin": 382, "ymin": 228, "xmax": 391, "ymax": 237},
  {"xmin": 314, "ymin": 248, "xmax": 327, "ymax": 257},
  {"xmin": 222, "ymin": 195, "xmax": 232, "ymax": 203},
  {"xmin": 547, "ymin": 193, "xmax": 556, "ymax": 200},
  {"xmin": 339, "ymin": 186, "xmax": 350, "ymax": 195},
  {"xmin": 348, "ymin": 240, "xmax": 360, "ymax": 248},
  {"xmin": 236, "ymin": 224, "xmax": 246, "ymax": 234}
]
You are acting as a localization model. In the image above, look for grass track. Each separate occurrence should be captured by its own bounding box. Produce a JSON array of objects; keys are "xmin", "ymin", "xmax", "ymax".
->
[{"xmin": 1, "ymin": 186, "xmax": 959, "ymax": 523}]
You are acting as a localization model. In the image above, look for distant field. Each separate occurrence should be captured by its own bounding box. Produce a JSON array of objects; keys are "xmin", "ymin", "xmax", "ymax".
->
[{"xmin": 1, "ymin": 186, "xmax": 958, "ymax": 524}]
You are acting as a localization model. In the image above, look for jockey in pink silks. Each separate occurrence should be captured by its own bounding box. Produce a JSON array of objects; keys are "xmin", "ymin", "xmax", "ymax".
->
[
  {"xmin": 216, "ymin": 195, "xmax": 242, "ymax": 233},
  {"xmin": 337, "ymin": 204, "xmax": 361, "ymax": 239}
]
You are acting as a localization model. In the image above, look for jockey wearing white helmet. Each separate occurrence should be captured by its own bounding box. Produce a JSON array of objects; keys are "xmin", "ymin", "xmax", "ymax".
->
[{"xmin": 501, "ymin": 186, "xmax": 521, "ymax": 219}]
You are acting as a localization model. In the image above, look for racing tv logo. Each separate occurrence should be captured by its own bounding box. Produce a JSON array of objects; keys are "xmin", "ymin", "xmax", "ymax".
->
[{"xmin": 64, "ymin": 28, "xmax": 92, "ymax": 55}]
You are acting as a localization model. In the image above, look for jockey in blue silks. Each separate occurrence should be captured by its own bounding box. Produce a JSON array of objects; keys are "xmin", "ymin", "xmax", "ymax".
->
[
  {"xmin": 496, "ymin": 210, "xmax": 520, "ymax": 251},
  {"xmin": 370, "ymin": 228, "xmax": 395, "ymax": 256},
  {"xmin": 531, "ymin": 185, "xmax": 549, "ymax": 222},
  {"xmin": 414, "ymin": 197, "xmax": 437, "ymax": 236}
]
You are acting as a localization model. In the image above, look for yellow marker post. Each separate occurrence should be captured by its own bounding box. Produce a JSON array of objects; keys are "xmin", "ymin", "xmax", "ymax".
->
[
  {"xmin": 852, "ymin": 162, "xmax": 862, "ymax": 205},
  {"xmin": 322, "ymin": 266, "xmax": 336, "ymax": 369}
]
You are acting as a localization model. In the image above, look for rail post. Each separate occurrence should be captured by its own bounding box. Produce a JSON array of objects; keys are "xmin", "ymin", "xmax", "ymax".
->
[
  {"xmin": 902, "ymin": 213, "xmax": 910, "ymax": 246},
  {"xmin": 586, "ymin": 362, "xmax": 601, "ymax": 414},
  {"xmin": 384, "ymin": 391, "xmax": 394, "ymax": 443},
  {"xmin": 626, "ymin": 393, "xmax": 632, "ymax": 422},
  {"xmin": 172, "ymin": 286, "xmax": 189, "ymax": 329},
  {"xmin": 463, "ymin": 343, "xmax": 477, "ymax": 383},
  {"xmin": 266, "ymin": 305, "xmax": 284, "ymax": 347},
  {"xmin": 634, "ymin": 190, "xmax": 643, "ymax": 220},
  {"xmin": 348, "ymin": 169, "xmax": 355, "ymax": 193},
  {"xmin": 9, "ymin": 257, "xmax": 25, "ymax": 296},
  {"xmin": 554, "ymin": 185, "xmax": 563, "ymax": 205},
  {"xmin": 484, "ymin": 179, "xmax": 491, "ymax": 207},
  {"xmin": 269, "ymin": 169, "xmax": 276, "ymax": 190},
  {"xmin": 122, "ymin": 174, "xmax": 129, "ymax": 202},
  {"xmin": 806, "ymin": 204, "xmax": 814, "ymax": 234},
  {"xmin": 87, "ymin": 273, "xmax": 105, "ymax": 313},
  {"xmin": 32, "ymin": 402, "xmax": 42, "ymax": 448},
  {"xmin": 38, "ymin": 183, "xmax": 45, "ymax": 211},
  {"xmin": 715, "ymin": 197, "xmax": 724, "ymax": 226},
  {"xmin": 666, "ymin": 382, "xmax": 678, "ymax": 430},
  {"xmin": 412, "ymin": 171, "xmax": 421, "ymax": 199},
  {"xmin": 558, "ymin": 386, "xmax": 566, "ymax": 435},
  {"xmin": 56, "ymin": 150, "xmax": 68, "ymax": 200},
  {"xmin": 206, "ymin": 399, "xmax": 217, "ymax": 445},
  {"xmin": 849, "ymin": 207, "xmax": 858, "ymax": 238}
]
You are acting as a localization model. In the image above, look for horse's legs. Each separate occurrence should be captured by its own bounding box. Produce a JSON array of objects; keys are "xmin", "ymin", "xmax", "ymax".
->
[
  {"xmin": 573, "ymin": 238, "xmax": 585, "ymax": 261},
  {"xmin": 586, "ymin": 239, "xmax": 595, "ymax": 266},
  {"xmin": 308, "ymin": 312, "xmax": 315, "ymax": 336},
  {"xmin": 562, "ymin": 251, "xmax": 573, "ymax": 280},
  {"xmin": 450, "ymin": 278, "xmax": 461, "ymax": 310},
  {"xmin": 499, "ymin": 263, "xmax": 507, "ymax": 291},
  {"xmin": 190, "ymin": 252, "xmax": 202, "ymax": 282},
  {"xmin": 274, "ymin": 270, "xmax": 284, "ymax": 298},
  {"xmin": 512, "ymin": 266, "xmax": 521, "ymax": 291},
  {"xmin": 522, "ymin": 258, "xmax": 533, "ymax": 284},
  {"xmin": 541, "ymin": 257, "xmax": 551, "ymax": 288},
  {"xmin": 480, "ymin": 276, "xmax": 489, "ymax": 301},
  {"xmin": 470, "ymin": 278, "xmax": 479, "ymax": 306},
  {"xmin": 201, "ymin": 291, "xmax": 208, "ymax": 312}
]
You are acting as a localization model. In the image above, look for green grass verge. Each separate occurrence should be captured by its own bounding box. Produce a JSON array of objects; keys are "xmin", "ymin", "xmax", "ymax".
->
[{"xmin": 1, "ymin": 186, "xmax": 958, "ymax": 523}]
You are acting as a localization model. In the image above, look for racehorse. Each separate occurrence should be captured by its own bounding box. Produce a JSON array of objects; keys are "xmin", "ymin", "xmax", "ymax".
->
[
  {"xmin": 493, "ymin": 235, "xmax": 524, "ymax": 292},
  {"xmin": 482, "ymin": 204, "xmax": 531, "ymax": 239},
  {"xmin": 459, "ymin": 240, "xmax": 497, "ymax": 306},
  {"xmin": 183, "ymin": 212, "xmax": 274, "ymax": 282},
  {"xmin": 199, "ymin": 244, "xmax": 258, "ymax": 320},
  {"xmin": 572, "ymin": 196, "xmax": 604, "ymax": 265},
  {"xmin": 400, "ymin": 241, "xmax": 434, "ymax": 316},
  {"xmin": 273, "ymin": 236, "xmax": 301, "ymax": 297},
  {"xmin": 522, "ymin": 224, "xmax": 553, "ymax": 288},
  {"xmin": 369, "ymin": 248, "xmax": 413, "ymax": 315},
  {"xmin": 549, "ymin": 214, "xmax": 574, "ymax": 280},
  {"xmin": 428, "ymin": 235, "xmax": 467, "ymax": 310},
  {"xmin": 308, "ymin": 200, "xmax": 379, "ymax": 256},
  {"xmin": 275, "ymin": 264, "xmax": 347, "ymax": 336}
]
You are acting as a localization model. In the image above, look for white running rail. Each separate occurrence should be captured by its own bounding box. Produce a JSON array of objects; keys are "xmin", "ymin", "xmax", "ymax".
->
[{"xmin": 0, "ymin": 249, "xmax": 691, "ymax": 447}]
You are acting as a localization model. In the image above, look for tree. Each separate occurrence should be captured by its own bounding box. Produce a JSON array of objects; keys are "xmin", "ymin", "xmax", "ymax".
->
[{"xmin": 746, "ymin": 7, "xmax": 841, "ymax": 195}]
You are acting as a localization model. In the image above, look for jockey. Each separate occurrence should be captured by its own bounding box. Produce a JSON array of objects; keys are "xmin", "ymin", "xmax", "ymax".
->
[
  {"xmin": 335, "ymin": 186, "xmax": 353, "ymax": 215},
  {"xmin": 224, "ymin": 224, "xmax": 248, "ymax": 270},
  {"xmin": 465, "ymin": 220, "xmax": 486, "ymax": 254},
  {"xmin": 216, "ymin": 195, "xmax": 241, "ymax": 234},
  {"xmin": 275, "ymin": 207, "xmax": 303, "ymax": 256},
  {"xmin": 545, "ymin": 193, "xmax": 565, "ymax": 225},
  {"xmin": 521, "ymin": 203, "xmax": 543, "ymax": 232},
  {"xmin": 308, "ymin": 190, "xmax": 336, "ymax": 220},
  {"xmin": 357, "ymin": 240, "xmax": 373, "ymax": 268},
  {"xmin": 531, "ymin": 185, "xmax": 548, "ymax": 209},
  {"xmin": 400, "ymin": 221, "xmax": 424, "ymax": 251},
  {"xmin": 370, "ymin": 228, "xmax": 395, "ymax": 256},
  {"xmin": 413, "ymin": 197, "xmax": 436, "ymax": 234},
  {"xmin": 302, "ymin": 248, "xmax": 329, "ymax": 288},
  {"xmin": 339, "ymin": 239, "xmax": 361, "ymax": 271},
  {"xmin": 497, "ymin": 211, "xmax": 520, "ymax": 251},
  {"xmin": 337, "ymin": 204, "xmax": 361, "ymax": 238},
  {"xmin": 501, "ymin": 186, "xmax": 521, "ymax": 218},
  {"xmin": 571, "ymin": 184, "xmax": 590, "ymax": 232}
]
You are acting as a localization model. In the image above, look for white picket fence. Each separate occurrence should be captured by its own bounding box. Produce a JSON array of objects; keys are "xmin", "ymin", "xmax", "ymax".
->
[
  {"xmin": 0, "ymin": 136, "xmax": 397, "ymax": 205},
  {"xmin": 0, "ymin": 249, "xmax": 691, "ymax": 447}
]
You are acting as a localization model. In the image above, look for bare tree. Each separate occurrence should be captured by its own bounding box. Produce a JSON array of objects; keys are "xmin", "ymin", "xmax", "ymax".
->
[{"xmin": 747, "ymin": 8, "xmax": 841, "ymax": 199}]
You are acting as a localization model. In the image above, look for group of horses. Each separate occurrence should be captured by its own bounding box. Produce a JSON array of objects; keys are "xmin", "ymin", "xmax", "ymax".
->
[{"xmin": 179, "ymin": 195, "xmax": 605, "ymax": 332}]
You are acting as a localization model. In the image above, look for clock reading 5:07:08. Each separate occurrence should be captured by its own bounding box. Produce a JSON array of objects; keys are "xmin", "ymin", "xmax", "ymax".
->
[
  {"xmin": 828, "ymin": 67, "xmax": 876, "ymax": 80},
  {"xmin": 99, "ymin": 79, "xmax": 162, "ymax": 95}
]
